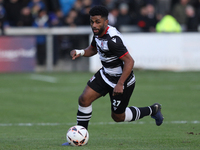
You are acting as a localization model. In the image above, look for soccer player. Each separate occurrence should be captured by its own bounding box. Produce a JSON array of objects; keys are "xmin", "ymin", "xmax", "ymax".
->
[{"xmin": 62, "ymin": 5, "xmax": 163, "ymax": 146}]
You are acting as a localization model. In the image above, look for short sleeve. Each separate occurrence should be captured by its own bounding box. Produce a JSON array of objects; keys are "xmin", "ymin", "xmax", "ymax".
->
[{"xmin": 107, "ymin": 36, "xmax": 128, "ymax": 58}]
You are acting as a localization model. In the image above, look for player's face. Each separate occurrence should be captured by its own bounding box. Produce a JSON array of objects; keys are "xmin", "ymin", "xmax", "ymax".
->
[{"xmin": 90, "ymin": 15, "xmax": 108, "ymax": 36}]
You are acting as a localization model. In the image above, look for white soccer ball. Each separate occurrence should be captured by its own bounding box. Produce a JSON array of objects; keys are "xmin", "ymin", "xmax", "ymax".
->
[{"xmin": 66, "ymin": 125, "xmax": 89, "ymax": 146}]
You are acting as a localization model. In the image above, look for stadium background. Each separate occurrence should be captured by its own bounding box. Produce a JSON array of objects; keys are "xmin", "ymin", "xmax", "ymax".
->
[
  {"xmin": 0, "ymin": 0, "xmax": 200, "ymax": 73},
  {"xmin": 1, "ymin": 1, "xmax": 200, "ymax": 149}
]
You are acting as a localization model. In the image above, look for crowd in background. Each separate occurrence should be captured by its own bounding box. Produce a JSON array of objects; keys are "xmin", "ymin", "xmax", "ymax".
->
[
  {"xmin": 1, "ymin": 0, "xmax": 200, "ymax": 66},
  {"xmin": 0, "ymin": 0, "xmax": 200, "ymax": 32}
]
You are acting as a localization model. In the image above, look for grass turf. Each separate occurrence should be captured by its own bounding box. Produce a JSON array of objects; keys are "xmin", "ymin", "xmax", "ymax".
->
[{"xmin": 0, "ymin": 70, "xmax": 200, "ymax": 150}]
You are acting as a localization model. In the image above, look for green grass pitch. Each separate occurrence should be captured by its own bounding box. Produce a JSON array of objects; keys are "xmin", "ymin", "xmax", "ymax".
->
[{"xmin": 0, "ymin": 70, "xmax": 200, "ymax": 150}]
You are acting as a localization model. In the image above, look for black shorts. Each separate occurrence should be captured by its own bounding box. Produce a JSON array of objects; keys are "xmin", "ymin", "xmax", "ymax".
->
[{"xmin": 87, "ymin": 70, "xmax": 135, "ymax": 114}]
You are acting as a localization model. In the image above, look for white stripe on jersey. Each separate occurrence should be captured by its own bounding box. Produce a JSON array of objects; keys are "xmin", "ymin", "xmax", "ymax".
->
[
  {"xmin": 104, "ymin": 66, "xmax": 123, "ymax": 76},
  {"xmin": 100, "ymin": 69, "xmax": 116, "ymax": 88},
  {"xmin": 99, "ymin": 55, "xmax": 118, "ymax": 63},
  {"xmin": 100, "ymin": 69, "xmax": 136, "ymax": 88}
]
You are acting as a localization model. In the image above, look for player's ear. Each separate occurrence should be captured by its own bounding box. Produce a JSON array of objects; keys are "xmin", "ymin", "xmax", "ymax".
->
[{"xmin": 105, "ymin": 19, "xmax": 108, "ymax": 25}]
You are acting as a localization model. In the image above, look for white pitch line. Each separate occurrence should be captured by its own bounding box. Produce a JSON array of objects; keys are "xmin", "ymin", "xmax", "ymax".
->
[
  {"xmin": 0, "ymin": 121, "xmax": 200, "ymax": 127},
  {"xmin": 30, "ymin": 74, "xmax": 57, "ymax": 83}
]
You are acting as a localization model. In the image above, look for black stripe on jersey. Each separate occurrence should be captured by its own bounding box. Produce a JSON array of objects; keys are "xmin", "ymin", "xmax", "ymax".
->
[
  {"xmin": 108, "ymin": 36, "xmax": 128, "ymax": 58},
  {"xmin": 96, "ymin": 35, "xmax": 117, "ymax": 58},
  {"xmin": 97, "ymin": 45, "xmax": 116, "ymax": 58}
]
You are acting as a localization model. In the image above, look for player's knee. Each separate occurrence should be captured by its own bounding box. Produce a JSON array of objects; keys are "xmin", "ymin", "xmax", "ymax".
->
[
  {"xmin": 78, "ymin": 94, "xmax": 90, "ymax": 107},
  {"xmin": 111, "ymin": 113, "xmax": 124, "ymax": 122},
  {"xmin": 78, "ymin": 95, "xmax": 86, "ymax": 106}
]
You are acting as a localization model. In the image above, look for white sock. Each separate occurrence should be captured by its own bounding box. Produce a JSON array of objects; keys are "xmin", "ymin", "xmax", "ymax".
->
[{"xmin": 124, "ymin": 107, "xmax": 133, "ymax": 122}]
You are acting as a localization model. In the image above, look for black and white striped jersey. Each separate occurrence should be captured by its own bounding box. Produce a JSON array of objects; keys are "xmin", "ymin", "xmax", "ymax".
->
[{"xmin": 91, "ymin": 25, "xmax": 135, "ymax": 88}]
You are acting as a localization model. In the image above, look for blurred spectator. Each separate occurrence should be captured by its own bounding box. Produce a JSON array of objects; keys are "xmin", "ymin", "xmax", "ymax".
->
[
  {"xmin": 28, "ymin": 0, "xmax": 46, "ymax": 18},
  {"xmin": 171, "ymin": 0, "xmax": 179, "ymax": 8},
  {"xmin": 156, "ymin": 0, "xmax": 172, "ymax": 20},
  {"xmin": 0, "ymin": 0, "xmax": 200, "ymax": 33},
  {"xmin": 134, "ymin": 0, "xmax": 147, "ymax": 8},
  {"xmin": 185, "ymin": 5, "xmax": 198, "ymax": 31},
  {"xmin": 59, "ymin": 0, "xmax": 76, "ymax": 16},
  {"xmin": 33, "ymin": 9, "xmax": 49, "ymax": 65},
  {"xmin": 49, "ymin": 9, "xmax": 64, "ymax": 27},
  {"xmin": 155, "ymin": 13, "xmax": 181, "ymax": 32},
  {"xmin": 171, "ymin": 0, "xmax": 189, "ymax": 30},
  {"xmin": 78, "ymin": 0, "xmax": 93, "ymax": 25},
  {"xmin": 186, "ymin": 0, "xmax": 199, "ymax": 9},
  {"xmin": 92, "ymin": 0, "xmax": 102, "ymax": 5},
  {"xmin": 0, "ymin": 0, "xmax": 7, "ymax": 31},
  {"xmin": 73, "ymin": 0, "xmax": 82, "ymax": 12},
  {"xmin": 108, "ymin": 7, "xmax": 119, "ymax": 26},
  {"xmin": 136, "ymin": 5, "xmax": 149, "ymax": 32},
  {"xmin": 101, "ymin": 0, "xmax": 116, "ymax": 10},
  {"xmin": 82, "ymin": 0, "xmax": 92, "ymax": 8},
  {"xmin": 116, "ymin": 3, "xmax": 132, "ymax": 30},
  {"xmin": 80, "ymin": 5, "xmax": 91, "ymax": 25},
  {"xmin": 21, "ymin": 0, "xmax": 31, "ymax": 6},
  {"xmin": 145, "ymin": 4, "xmax": 158, "ymax": 32},
  {"xmin": 136, "ymin": 3, "xmax": 158, "ymax": 32},
  {"xmin": 18, "ymin": 7, "xmax": 33, "ymax": 26},
  {"xmin": 43, "ymin": 0, "xmax": 60, "ymax": 12},
  {"xmin": 63, "ymin": 8, "xmax": 78, "ymax": 27},
  {"xmin": 33, "ymin": 9, "xmax": 48, "ymax": 27},
  {"xmin": 43, "ymin": 0, "xmax": 61, "ymax": 66},
  {"xmin": 127, "ymin": 0, "xmax": 143, "ymax": 23},
  {"xmin": 4, "ymin": 0, "xmax": 24, "ymax": 26}
]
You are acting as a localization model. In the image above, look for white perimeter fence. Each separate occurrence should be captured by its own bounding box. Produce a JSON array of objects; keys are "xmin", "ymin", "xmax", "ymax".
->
[
  {"xmin": 90, "ymin": 32, "xmax": 200, "ymax": 72},
  {"xmin": 3, "ymin": 27, "xmax": 200, "ymax": 72}
]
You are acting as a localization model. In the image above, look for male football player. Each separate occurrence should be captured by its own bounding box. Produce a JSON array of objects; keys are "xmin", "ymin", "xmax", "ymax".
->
[{"xmin": 62, "ymin": 5, "xmax": 163, "ymax": 146}]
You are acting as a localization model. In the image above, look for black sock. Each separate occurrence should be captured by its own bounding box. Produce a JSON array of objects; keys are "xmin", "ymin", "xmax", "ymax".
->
[
  {"xmin": 77, "ymin": 110, "xmax": 91, "ymax": 129},
  {"xmin": 138, "ymin": 107, "xmax": 152, "ymax": 118},
  {"xmin": 76, "ymin": 105, "xmax": 92, "ymax": 130},
  {"xmin": 128, "ymin": 106, "xmax": 152, "ymax": 121}
]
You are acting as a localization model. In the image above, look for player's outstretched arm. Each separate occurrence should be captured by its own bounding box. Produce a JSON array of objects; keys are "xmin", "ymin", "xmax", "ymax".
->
[{"xmin": 70, "ymin": 45, "xmax": 97, "ymax": 60}]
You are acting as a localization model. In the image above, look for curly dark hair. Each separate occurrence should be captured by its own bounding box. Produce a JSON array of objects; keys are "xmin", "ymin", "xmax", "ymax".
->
[{"xmin": 89, "ymin": 5, "xmax": 108, "ymax": 19}]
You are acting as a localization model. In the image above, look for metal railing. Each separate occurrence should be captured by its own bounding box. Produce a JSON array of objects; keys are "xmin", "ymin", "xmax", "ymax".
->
[{"xmin": 3, "ymin": 26, "xmax": 91, "ymax": 71}]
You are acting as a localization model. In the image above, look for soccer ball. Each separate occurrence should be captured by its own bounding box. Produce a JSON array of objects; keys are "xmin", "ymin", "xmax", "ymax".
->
[{"xmin": 66, "ymin": 125, "xmax": 89, "ymax": 146}]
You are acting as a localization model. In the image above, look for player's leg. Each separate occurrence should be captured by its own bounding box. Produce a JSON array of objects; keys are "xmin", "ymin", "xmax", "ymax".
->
[
  {"xmin": 62, "ymin": 85, "xmax": 100, "ymax": 146},
  {"xmin": 110, "ymin": 83, "xmax": 163, "ymax": 126},
  {"xmin": 109, "ymin": 82, "xmax": 135, "ymax": 122},
  {"xmin": 123, "ymin": 103, "xmax": 163, "ymax": 126},
  {"xmin": 77, "ymin": 70, "xmax": 109, "ymax": 130},
  {"xmin": 77, "ymin": 85, "xmax": 101, "ymax": 129}
]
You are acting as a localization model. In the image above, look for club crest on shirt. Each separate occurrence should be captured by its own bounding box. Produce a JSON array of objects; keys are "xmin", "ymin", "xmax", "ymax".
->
[
  {"xmin": 101, "ymin": 41, "xmax": 103, "ymax": 47},
  {"xmin": 90, "ymin": 75, "xmax": 95, "ymax": 82},
  {"xmin": 96, "ymin": 40, "xmax": 108, "ymax": 50}
]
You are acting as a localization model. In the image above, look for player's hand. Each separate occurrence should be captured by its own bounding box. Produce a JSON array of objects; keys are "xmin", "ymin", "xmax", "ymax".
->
[
  {"xmin": 113, "ymin": 83, "xmax": 123, "ymax": 96},
  {"xmin": 70, "ymin": 50, "xmax": 81, "ymax": 60}
]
